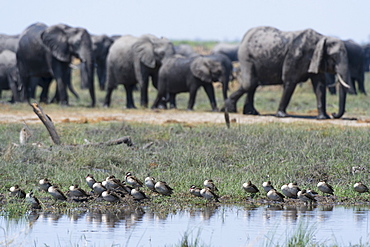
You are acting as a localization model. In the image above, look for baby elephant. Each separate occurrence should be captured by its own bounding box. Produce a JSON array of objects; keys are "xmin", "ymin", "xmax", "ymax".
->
[{"xmin": 152, "ymin": 55, "xmax": 223, "ymax": 111}]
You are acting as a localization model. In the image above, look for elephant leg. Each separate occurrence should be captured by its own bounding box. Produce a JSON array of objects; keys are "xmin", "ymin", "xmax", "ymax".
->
[
  {"xmin": 38, "ymin": 77, "xmax": 53, "ymax": 103},
  {"xmin": 243, "ymin": 83, "xmax": 259, "ymax": 115},
  {"xmin": 202, "ymin": 83, "xmax": 218, "ymax": 112},
  {"xmin": 187, "ymin": 85, "xmax": 200, "ymax": 110},
  {"xmin": 124, "ymin": 84, "xmax": 137, "ymax": 109},
  {"xmin": 96, "ymin": 65, "xmax": 106, "ymax": 91},
  {"xmin": 224, "ymin": 87, "xmax": 245, "ymax": 112},
  {"xmin": 19, "ymin": 75, "xmax": 31, "ymax": 104},
  {"xmin": 276, "ymin": 80, "xmax": 300, "ymax": 118},
  {"xmin": 311, "ymin": 75, "xmax": 330, "ymax": 119},
  {"xmin": 140, "ymin": 73, "xmax": 150, "ymax": 108},
  {"xmin": 103, "ymin": 86, "xmax": 114, "ymax": 107},
  {"xmin": 225, "ymin": 61, "xmax": 256, "ymax": 113},
  {"xmin": 169, "ymin": 93, "xmax": 176, "ymax": 109},
  {"xmin": 151, "ymin": 86, "xmax": 167, "ymax": 109},
  {"xmin": 357, "ymin": 74, "xmax": 367, "ymax": 95},
  {"xmin": 53, "ymin": 62, "xmax": 70, "ymax": 106}
]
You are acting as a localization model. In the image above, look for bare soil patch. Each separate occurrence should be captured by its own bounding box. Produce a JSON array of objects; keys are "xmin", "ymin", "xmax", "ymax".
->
[{"xmin": 1, "ymin": 107, "xmax": 370, "ymax": 127}]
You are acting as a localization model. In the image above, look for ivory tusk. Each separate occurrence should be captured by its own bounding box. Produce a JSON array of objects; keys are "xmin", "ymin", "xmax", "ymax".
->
[{"xmin": 337, "ymin": 74, "xmax": 351, "ymax": 88}]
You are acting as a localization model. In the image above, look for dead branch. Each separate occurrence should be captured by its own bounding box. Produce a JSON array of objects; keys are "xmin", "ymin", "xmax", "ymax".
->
[
  {"xmin": 63, "ymin": 136, "xmax": 132, "ymax": 148},
  {"xmin": 31, "ymin": 102, "xmax": 133, "ymax": 148},
  {"xmin": 31, "ymin": 102, "xmax": 61, "ymax": 145}
]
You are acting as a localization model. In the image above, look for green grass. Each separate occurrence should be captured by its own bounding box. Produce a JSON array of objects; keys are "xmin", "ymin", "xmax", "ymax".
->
[{"xmin": 1, "ymin": 120, "xmax": 370, "ymax": 216}]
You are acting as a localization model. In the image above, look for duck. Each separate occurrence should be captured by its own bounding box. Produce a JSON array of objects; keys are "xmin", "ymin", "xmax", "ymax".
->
[
  {"xmin": 130, "ymin": 188, "xmax": 149, "ymax": 201},
  {"xmin": 39, "ymin": 178, "xmax": 52, "ymax": 192},
  {"xmin": 9, "ymin": 185, "xmax": 26, "ymax": 198},
  {"xmin": 262, "ymin": 181, "xmax": 274, "ymax": 193},
  {"xmin": 298, "ymin": 189, "xmax": 317, "ymax": 205},
  {"xmin": 317, "ymin": 181, "xmax": 334, "ymax": 195},
  {"xmin": 281, "ymin": 184, "xmax": 295, "ymax": 198},
  {"xmin": 85, "ymin": 174, "xmax": 97, "ymax": 190},
  {"xmin": 101, "ymin": 190, "xmax": 121, "ymax": 203},
  {"xmin": 125, "ymin": 172, "xmax": 144, "ymax": 188},
  {"xmin": 243, "ymin": 181, "xmax": 259, "ymax": 195},
  {"xmin": 200, "ymin": 187, "xmax": 220, "ymax": 202},
  {"xmin": 203, "ymin": 179, "xmax": 218, "ymax": 192},
  {"xmin": 154, "ymin": 181, "xmax": 173, "ymax": 196},
  {"xmin": 306, "ymin": 189, "xmax": 319, "ymax": 197},
  {"xmin": 189, "ymin": 185, "xmax": 202, "ymax": 197},
  {"xmin": 68, "ymin": 184, "xmax": 89, "ymax": 198},
  {"xmin": 287, "ymin": 182, "xmax": 301, "ymax": 198},
  {"xmin": 48, "ymin": 185, "xmax": 67, "ymax": 201},
  {"xmin": 25, "ymin": 191, "xmax": 41, "ymax": 209},
  {"xmin": 266, "ymin": 189, "xmax": 285, "ymax": 202},
  {"xmin": 145, "ymin": 176, "xmax": 156, "ymax": 192},
  {"xmin": 354, "ymin": 182, "xmax": 369, "ymax": 193},
  {"xmin": 103, "ymin": 175, "xmax": 131, "ymax": 194},
  {"xmin": 92, "ymin": 182, "xmax": 107, "ymax": 196}
]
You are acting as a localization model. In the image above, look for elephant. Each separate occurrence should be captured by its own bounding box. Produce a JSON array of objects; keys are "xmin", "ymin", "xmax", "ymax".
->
[
  {"xmin": 225, "ymin": 26, "xmax": 355, "ymax": 119},
  {"xmin": 205, "ymin": 53, "xmax": 233, "ymax": 100},
  {"xmin": 326, "ymin": 40, "xmax": 366, "ymax": 95},
  {"xmin": 151, "ymin": 55, "xmax": 224, "ymax": 111},
  {"xmin": 104, "ymin": 34, "xmax": 175, "ymax": 108},
  {"xmin": 362, "ymin": 44, "xmax": 370, "ymax": 72},
  {"xmin": 16, "ymin": 22, "xmax": 95, "ymax": 106},
  {"xmin": 0, "ymin": 34, "xmax": 19, "ymax": 52},
  {"xmin": 0, "ymin": 49, "xmax": 21, "ymax": 102},
  {"xmin": 211, "ymin": 43, "xmax": 239, "ymax": 62},
  {"xmin": 174, "ymin": 44, "xmax": 197, "ymax": 57},
  {"xmin": 86, "ymin": 34, "xmax": 114, "ymax": 91}
]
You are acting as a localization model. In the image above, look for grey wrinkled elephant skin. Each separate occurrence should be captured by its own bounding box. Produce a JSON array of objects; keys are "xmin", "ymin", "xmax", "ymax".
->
[
  {"xmin": 327, "ymin": 40, "xmax": 366, "ymax": 95},
  {"xmin": 17, "ymin": 22, "xmax": 95, "ymax": 106},
  {"xmin": 0, "ymin": 50, "xmax": 21, "ymax": 102},
  {"xmin": 151, "ymin": 55, "xmax": 224, "ymax": 111},
  {"xmin": 104, "ymin": 34, "xmax": 175, "ymax": 109},
  {"xmin": 225, "ymin": 26, "xmax": 355, "ymax": 119}
]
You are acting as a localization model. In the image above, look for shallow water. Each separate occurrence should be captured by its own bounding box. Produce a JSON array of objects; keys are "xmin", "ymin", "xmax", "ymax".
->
[{"xmin": 1, "ymin": 204, "xmax": 370, "ymax": 246}]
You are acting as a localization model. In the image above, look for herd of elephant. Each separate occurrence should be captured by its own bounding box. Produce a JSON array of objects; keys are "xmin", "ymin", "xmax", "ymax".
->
[{"xmin": 0, "ymin": 22, "xmax": 368, "ymax": 119}]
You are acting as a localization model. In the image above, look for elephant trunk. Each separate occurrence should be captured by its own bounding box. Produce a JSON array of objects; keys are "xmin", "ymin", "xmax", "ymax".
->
[
  {"xmin": 332, "ymin": 82, "xmax": 346, "ymax": 119},
  {"xmin": 331, "ymin": 62, "xmax": 354, "ymax": 118},
  {"xmin": 79, "ymin": 37, "xmax": 96, "ymax": 107}
]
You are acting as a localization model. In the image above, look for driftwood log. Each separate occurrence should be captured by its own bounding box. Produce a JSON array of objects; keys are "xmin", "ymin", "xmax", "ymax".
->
[{"xmin": 30, "ymin": 103, "xmax": 132, "ymax": 147}]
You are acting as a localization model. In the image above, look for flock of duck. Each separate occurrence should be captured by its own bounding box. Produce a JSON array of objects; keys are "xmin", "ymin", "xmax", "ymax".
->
[{"xmin": 7, "ymin": 172, "xmax": 370, "ymax": 209}]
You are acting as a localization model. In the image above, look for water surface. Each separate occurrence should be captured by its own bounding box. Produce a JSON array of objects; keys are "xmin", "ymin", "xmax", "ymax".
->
[{"xmin": 1, "ymin": 204, "xmax": 370, "ymax": 246}]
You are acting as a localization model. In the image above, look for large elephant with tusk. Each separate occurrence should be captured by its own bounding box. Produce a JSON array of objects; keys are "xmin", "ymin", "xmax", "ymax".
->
[{"xmin": 225, "ymin": 26, "xmax": 355, "ymax": 119}]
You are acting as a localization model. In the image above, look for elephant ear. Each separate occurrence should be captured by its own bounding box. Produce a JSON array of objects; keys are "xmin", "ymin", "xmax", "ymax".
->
[
  {"xmin": 133, "ymin": 37, "xmax": 156, "ymax": 68},
  {"xmin": 41, "ymin": 25, "xmax": 71, "ymax": 62},
  {"xmin": 190, "ymin": 57, "xmax": 212, "ymax": 83},
  {"xmin": 308, "ymin": 37, "xmax": 326, "ymax": 74}
]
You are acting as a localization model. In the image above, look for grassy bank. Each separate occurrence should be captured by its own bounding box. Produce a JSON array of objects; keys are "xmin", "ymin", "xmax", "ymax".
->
[{"xmin": 1, "ymin": 120, "xmax": 370, "ymax": 215}]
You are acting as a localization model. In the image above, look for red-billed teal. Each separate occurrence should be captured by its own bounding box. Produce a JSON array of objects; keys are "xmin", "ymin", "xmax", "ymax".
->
[
  {"xmin": 298, "ymin": 189, "xmax": 317, "ymax": 205},
  {"xmin": 9, "ymin": 185, "xmax": 26, "ymax": 198},
  {"xmin": 262, "ymin": 181, "xmax": 274, "ymax": 193},
  {"xmin": 85, "ymin": 174, "xmax": 97, "ymax": 190},
  {"xmin": 354, "ymin": 182, "xmax": 369, "ymax": 193},
  {"xmin": 189, "ymin": 185, "xmax": 202, "ymax": 197},
  {"xmin": 200, "ymin": 187, "xmax": 220, "ymax": 202},
  {"xmin": 39, "ymin": 178, "xmax": 52, "ymax": 192},
  {"xmin": 125, "ymin": 172, "xmax": 143, "ymax": 188},
  {"xmin": 145, "ymin": 176, "xmax": 156, "ymax": 192},
  {"xmin": 243, "ymin": 181, "xmax": 259, "ymax": 194},
  {"xmin": 154, "ymin": 181, "xmax": 173, "ymax": 196},
  {"xmin": 267, "ymin": 189, "xmax": 285, "ymax": 202},
  {"xmin": 317, "ymin": 181, "xmax": 334, "ymax": 195},
  {"xmin": 48, "ymin": 185, "xmax": 67, "ymax": 201},
  {"xmin": 204, "ymin": 179, "xmax": 218, "ymax": 192}
]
